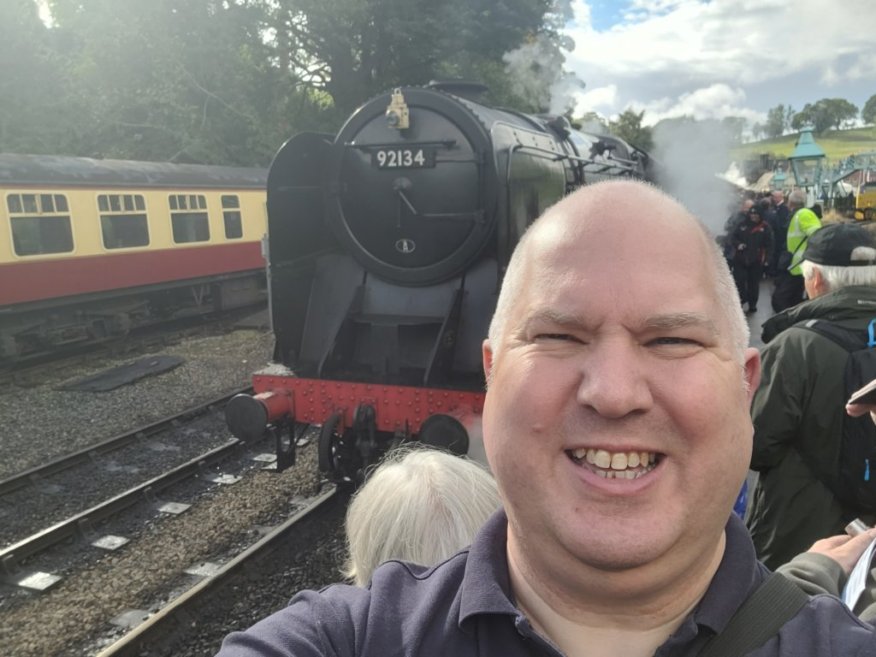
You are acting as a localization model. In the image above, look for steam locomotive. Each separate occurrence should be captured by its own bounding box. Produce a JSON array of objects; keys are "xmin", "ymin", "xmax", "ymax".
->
[{"xmin": 225, "ymin": 82, "xmax": 658, "ymax": 484}]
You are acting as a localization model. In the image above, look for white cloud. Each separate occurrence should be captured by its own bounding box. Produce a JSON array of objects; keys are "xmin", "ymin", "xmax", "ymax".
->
[
  {"xmin": 572, "ymin": 84, "xmax": 618, "ymax": 115},
  {"xmin": 563, "ymin": 0, "xmax": 876, "ymax": 121},
  {"xmin": 631, "ymin": 84, "xmax": 766, "ymax": 126},
  {"xmin": 846, "ymin": 55, "xmax": 876, "ymax": 82}
]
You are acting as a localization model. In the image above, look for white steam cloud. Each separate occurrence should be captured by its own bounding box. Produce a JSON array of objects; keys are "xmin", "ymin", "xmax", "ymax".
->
[
  {"xmin": 652, "ymin": 119, "xmax": 742, "ymax": 236},
  {"xmin": 503, "ymin": 34, "xmax": 584, "ymax": 115}
]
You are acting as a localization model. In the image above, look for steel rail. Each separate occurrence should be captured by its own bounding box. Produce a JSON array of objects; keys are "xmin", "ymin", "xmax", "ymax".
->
[
  {"xmin": 0, "ymin": 439, "xmax": 242, "ymax": 576},
  {"xmin": 0, "ymin": 386, "xmax": 251, "ymax": 497},
  {"xmin": 95, "ymin": 486, "xmax": 338, "ymax": 657}
]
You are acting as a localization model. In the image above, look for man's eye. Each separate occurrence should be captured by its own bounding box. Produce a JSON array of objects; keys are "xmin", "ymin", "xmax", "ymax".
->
[
  {"xmin": 651, "ymin": 336, "xmax": 699, "ymax": 346},
  {"xmin": 535, "ymin": 333, "xmax": 576, "ymax": 342}
]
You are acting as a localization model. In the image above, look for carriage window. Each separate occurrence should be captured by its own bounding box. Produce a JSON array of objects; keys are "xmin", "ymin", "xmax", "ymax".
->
[
  {"xmin": 7, "ymin": 193, "xmax": 74, "ymax": 256},
  {"xmin": 221, "ymin": 195, "xmax": 242, "ymax": 239},
  {"xmin": 169, "ymin": 194, "xmax": 209, "ymax": 243},
  {"xmin": 98, "ymin": 193, "xmax": 149, "ymax": 249},
  {"xmin": 22, "ymin": 194, "xmax": 38, "ymax": 213}
]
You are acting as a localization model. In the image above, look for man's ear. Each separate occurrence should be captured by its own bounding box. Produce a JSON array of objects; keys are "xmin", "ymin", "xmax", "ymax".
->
[
  {"xmin": 743, "ymin": 347, "xmax": 761, "ymax": 403},
  {"xmin": 482, "ymin": 339, "xmax": 494, "ymax": 384},
  {"xmin": 813, "ymin": 267, "xmax": 829, "ymax": 296}
]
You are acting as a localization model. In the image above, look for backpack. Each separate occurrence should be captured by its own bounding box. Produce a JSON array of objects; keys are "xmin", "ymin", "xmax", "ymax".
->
[{"xmin": 798, "ymin": 317, "xmax": 876, "ymax": 512}]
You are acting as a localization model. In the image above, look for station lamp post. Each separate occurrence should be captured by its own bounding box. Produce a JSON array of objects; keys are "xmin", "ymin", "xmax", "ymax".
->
[
  {"xmin": 788, "ymin": 126, "xmax": 826, "ymax": 205},
  {"xmin": 771, "ymin": 165, "xmax": 787, "ymax": 192}
]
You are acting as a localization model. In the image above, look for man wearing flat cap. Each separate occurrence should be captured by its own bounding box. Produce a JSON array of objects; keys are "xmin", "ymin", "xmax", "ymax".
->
[{"xmin": 747, "ymin": 222, "xmax": 876, "ymax": 569}]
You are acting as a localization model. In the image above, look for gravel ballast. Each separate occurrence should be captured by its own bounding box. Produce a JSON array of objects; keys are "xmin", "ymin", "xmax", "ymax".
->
[
  {"xmin": 0, "ymin": 326, "xmax": 351, "ymax": 657},
  {"xmin": 0, "ymin": 328, "xmax": 274, "ymax": 479}
]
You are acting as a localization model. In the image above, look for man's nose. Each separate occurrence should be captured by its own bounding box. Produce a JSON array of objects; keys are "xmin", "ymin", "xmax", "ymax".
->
[{"xmin": 576, "ymin": 340, "xmax": 653, "ymax": 418}]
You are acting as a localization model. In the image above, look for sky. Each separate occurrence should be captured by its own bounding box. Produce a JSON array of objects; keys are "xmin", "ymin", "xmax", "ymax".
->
[{"xmin": 561, "ymin": 0, "xmax": 876, "ymax": 129}]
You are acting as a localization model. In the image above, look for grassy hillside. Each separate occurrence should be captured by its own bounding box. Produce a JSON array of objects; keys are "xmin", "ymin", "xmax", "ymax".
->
[{"xmin": 732, "ymin": 126, "xmax": 876, "ymax": 161}]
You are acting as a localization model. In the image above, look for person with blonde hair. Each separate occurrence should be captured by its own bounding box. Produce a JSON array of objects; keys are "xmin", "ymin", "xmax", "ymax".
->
[{"xmin": 344, "ymin": 446, "xmax": 500, "ymax": 586}]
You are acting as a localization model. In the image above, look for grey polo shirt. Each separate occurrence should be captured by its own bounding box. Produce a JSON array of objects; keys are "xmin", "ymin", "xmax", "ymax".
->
[{"xmin": 217, "ymin": 511, "xmax": 876, "ymax": 656}]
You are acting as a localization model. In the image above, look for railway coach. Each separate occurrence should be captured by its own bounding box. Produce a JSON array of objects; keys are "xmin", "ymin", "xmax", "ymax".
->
[{"xmin": 0, "ymin": 153, "xmax": 268, "ymax": 361}]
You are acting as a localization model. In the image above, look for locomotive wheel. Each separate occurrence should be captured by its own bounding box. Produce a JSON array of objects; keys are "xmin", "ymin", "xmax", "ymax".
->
[
  {"xmin": 318, "ymin": 412, "xmax": 343, "ymax": 474},
  {"xmin": 318, "ymin": 412, "xmax": 362, "ymax": 485}
]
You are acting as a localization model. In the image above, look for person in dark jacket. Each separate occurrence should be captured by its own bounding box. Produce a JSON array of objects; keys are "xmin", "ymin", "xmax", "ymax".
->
[
  {"xmin": 731, "ymin": 204, "xmax": 773, "ymax": 313},
  {"xmin": 768, "ymin": 190, "xmax": 790, "ymax": 276},
  {"xmin": 748, "ymin": 222, "xmax": 876, "ymax": 570},
  {"xmin": 771, "ymin": 190, "xmax": 822, "ymax": 312},
  {"xmin": 720, "ymin": 197, "xmax": 753, "ymax": 270}
]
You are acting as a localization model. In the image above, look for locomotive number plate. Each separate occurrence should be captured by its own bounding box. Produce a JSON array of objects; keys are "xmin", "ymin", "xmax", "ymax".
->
[{"xmin": 372, "ymin": 148, "xmax": 436, "ymax": 169}]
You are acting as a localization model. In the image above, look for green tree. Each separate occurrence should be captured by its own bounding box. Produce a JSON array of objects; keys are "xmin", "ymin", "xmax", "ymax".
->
[
  {"xmin": 609, "ymin": 109, "xmax": 653, "ymax": 151},
  {"xmin": 764, "ymin": 104, "xmax": 787, "ymax": 139},
  {"xmin": 792, "ymin": 98, "xmax": 859, "ymax": 134},
  {"xmin": 790, "ymin": 108, "xmax": 807, "ymax": 131},
  {"xmin": 862, "ymin": 94, "xmax": 876, "ymax": 125},
  {"xmin": 784, "ymin": 105, "xmax": 795, "ymax": 132},
  {"xmin": 573, "ymin": 111, "xmax": 608, "ymax": 133},
  {"xmin": 826, "ymin": 98, "xmax": 860, "ymax": 129},
  {"xmin": 0, "ymin": 0, "xmax": 67, "ymax": 152},
  {"xmin": 26, "ymin": 0, "xmax": 577, "ymax": 163},
  {"xmin": 266, "ymin": 0, "xmax": 572, "ymax": 115},
  {"xmin": 44, "ymin": 0, "xmax": 330, "ymax": 164}
]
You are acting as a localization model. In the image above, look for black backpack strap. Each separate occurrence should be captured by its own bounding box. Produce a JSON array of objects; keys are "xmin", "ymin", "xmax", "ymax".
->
[
  {"xmin": 698, "ymin": 573, "xmax": 810, "ymax": 657},
  {"xmin": 797, "ymin": 318, "xmax": 872, "ymax": 352},
  {"xmin": 793, "ymin": 318, "xmax": 876, "ymax": 511},
  {"xmin": 784, "ymin": 232, "xmax": 811, "ymax": 271}
]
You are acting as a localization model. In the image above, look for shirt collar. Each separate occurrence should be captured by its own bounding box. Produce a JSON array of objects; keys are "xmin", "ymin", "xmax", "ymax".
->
[
  {"xmin": 458, "ymin": 510, "xmax": 766, "ymax": 638},
  {"xmin": 689, "ymin": 513, "xmax": 766, "ymax": 634},
  {"xmin": 459, "ymin": 509, "xmax": 518, "ymax": 624}
]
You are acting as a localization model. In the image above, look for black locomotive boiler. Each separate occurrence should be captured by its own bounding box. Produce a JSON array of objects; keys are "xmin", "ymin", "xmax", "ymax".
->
[{"xmin": 226, "ymin": 82, "xmax": 657, "ymax": 484}]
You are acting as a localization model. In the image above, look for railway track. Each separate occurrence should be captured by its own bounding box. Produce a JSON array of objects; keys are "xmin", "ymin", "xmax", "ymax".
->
[
  {"xmin": 0, "ymin": 388, "xmax": 253, "ymax": 584},
  {"xmin": 93, "ymin": 487, "xmax": 341, "ymax": 657},
  {"xmin": 2, "ymin": 423, "xmax": 329, "ymax": 657},
  {"xmin": 2, "ymin": 304, "xmax": 266, "ymax": 389},
  {"xmin": 0, "ymin": 387, "xmax": 251, "ymax": 497}
]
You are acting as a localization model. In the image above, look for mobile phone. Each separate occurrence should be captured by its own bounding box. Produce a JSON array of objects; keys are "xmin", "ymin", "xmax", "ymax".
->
[
  {"xmin": 848, "ymin": 378, "xmax": 876, "ymax": 406},
  {"xmin": 846, "ymin": 518, "xmax": 872, "ymax": 537}
]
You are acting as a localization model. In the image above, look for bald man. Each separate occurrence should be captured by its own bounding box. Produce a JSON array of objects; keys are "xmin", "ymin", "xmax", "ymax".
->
[{"xmin": 217, "ymin": 181, "xmax": 875, "ymax": 657}]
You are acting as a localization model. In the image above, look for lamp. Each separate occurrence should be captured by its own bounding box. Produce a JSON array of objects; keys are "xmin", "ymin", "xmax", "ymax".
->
[
  {"xmin": 385, "ymin": 89, "xmax": 410, "ymax": 130},
  {"xmin": 788, "ymin": 126, "xmax": 825, "ymax": 191},
  {"xmin": 771, "ymin": 165, "xmax": 787, "ymax": 191}
]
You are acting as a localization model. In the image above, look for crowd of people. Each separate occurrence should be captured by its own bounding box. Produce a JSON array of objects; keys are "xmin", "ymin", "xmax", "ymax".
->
[
  {"xmin": 722, "ymin": 188, "xmax": 824, "ymax": 314},
  {"xmin": 215, "ymin": 180, "xmax": 876, "ymax": 657}
]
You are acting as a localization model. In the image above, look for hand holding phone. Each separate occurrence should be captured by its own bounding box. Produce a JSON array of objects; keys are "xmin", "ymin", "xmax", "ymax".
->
[{"xmin": 847, "ymin": 378, "xmax": 876, "ymax": 409}]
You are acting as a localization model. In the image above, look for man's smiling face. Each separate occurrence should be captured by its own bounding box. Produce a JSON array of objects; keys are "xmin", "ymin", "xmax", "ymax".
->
[{"xmin": 482, "ymin": 182, "xmax": 759, "ymax": 580}]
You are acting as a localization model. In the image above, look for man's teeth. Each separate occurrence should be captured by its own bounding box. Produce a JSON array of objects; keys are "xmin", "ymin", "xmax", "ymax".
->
[{"xmin": 570, "ymin": 448, "xmax": 657, "ymax": 478}]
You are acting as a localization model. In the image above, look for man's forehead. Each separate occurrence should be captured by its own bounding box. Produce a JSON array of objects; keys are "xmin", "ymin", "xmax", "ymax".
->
[
  {"xmin": 527, "ymin": 202, "xmax": 705, "ymax": 263},
  {"xmin": 536, "ymin": 184, "xmax": 698, "ymax": 235},
  {"xmin": 524, "ymin": 307, "xmax": 720, "ymax": 335},
  {"xmin": 515, "ymin": 206, "xmax": 722, "ymax": 311}
]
